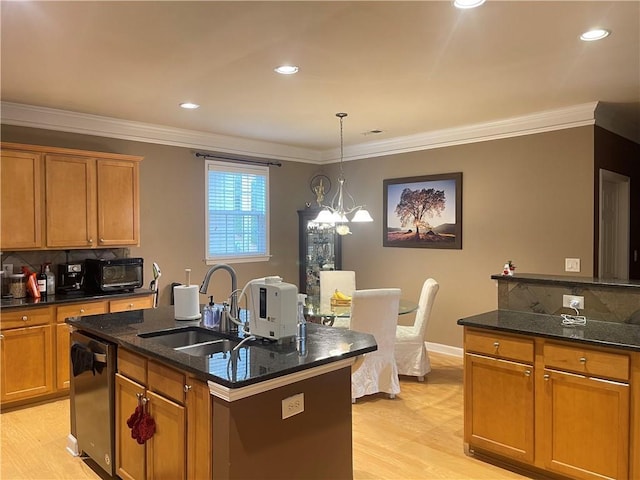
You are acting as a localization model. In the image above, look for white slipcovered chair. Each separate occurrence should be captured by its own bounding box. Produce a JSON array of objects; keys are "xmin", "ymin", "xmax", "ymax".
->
[
  {"xmin": 395, "ymin": 278, "xmax": 439, "ymax": 381},
  {"xmin": 320, "ymin": 270, "xmax": 355, "ymax": 329},
  {"xmin": 350, "ymin": 288, "xmax": 402, "ymax": 402}
]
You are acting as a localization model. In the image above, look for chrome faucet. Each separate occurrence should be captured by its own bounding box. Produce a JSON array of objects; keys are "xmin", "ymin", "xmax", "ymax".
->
[{"xmin": 200, "ymin": 264, "xmax": 238, "ymax": 329}]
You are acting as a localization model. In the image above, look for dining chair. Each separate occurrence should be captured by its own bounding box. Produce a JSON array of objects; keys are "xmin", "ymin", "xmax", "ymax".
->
[
  {"xmin": 350, "ymin": 288, "xmax": 402, "ymax": 402},
  {"xmin": 319, "ymin": 270, "xmax": 356, "ymax": 328},
  {"xmin": 394, "ymin": 278, "xmax": 439, "ymax": 381}
]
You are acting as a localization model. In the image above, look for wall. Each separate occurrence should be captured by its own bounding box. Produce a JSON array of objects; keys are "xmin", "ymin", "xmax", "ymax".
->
[
  {"xmin": 329, "ymin": 127, "xmax": 595, "ymax": 348},
  {"xmin": 1, "ymin": 124, "xmax": 595, "ymax": 349}
]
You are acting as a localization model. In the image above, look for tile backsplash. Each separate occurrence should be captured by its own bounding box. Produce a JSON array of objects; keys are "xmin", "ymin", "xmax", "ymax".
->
[
  {"xmin": 1, "ymin": 248, "xmax": 130, "ymax": 278},
  {"xmin": 497, "ymin": 277, "xmax": 640, "ymax": 324}
]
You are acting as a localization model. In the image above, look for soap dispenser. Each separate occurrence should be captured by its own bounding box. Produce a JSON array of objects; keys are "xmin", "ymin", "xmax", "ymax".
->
[{"xmin": 203, "ymin": 296, "xmax": 215, "ymax": 327}]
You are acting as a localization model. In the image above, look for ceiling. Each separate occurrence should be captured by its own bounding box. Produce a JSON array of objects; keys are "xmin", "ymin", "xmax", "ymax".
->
[{"xmin": 1, "ymin": 1, "xmax": 639, "ymax": 161}]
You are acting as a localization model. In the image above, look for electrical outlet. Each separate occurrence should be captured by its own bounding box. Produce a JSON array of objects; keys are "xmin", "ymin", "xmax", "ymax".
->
[
  {"xmin": 565, "ymin": 258, "xmax": 581, "ymax": 272},
  {"xmin": 3, "ymin": 264, "xmax": 14, "ymax": 276},
  {"xmin": 563, "ymin": 294, "xmax": 584, "ymax": 309},
  {"xmin": 282, "ymin": 393, "xmax": 304, "ymax": 419}
]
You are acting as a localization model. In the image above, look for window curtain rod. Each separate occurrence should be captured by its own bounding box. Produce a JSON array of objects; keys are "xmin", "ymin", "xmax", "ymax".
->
[{"xmin": 194, "ymin": 152, "xmax": 282, "ymax": 167}]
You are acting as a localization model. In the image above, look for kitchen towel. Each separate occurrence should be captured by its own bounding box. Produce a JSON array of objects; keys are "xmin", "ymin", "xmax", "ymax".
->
[{"xmin": 173, "ymin": 285, "xmax": 201, "ymax": 320}]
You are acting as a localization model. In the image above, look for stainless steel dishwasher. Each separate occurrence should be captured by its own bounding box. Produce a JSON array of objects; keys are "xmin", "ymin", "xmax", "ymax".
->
[{"xmin": 70, "ymin": 330, "xmax": 116, "ymax": 477}]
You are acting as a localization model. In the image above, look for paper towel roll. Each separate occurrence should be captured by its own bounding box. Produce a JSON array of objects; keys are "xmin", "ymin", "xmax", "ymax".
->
[{"xmin": 174, "ymin": 285, "xmax": 201, "ymax": 320}]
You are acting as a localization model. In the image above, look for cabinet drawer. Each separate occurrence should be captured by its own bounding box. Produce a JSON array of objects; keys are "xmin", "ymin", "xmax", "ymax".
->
[
  {"xmin": 110, "ymin": 296, "xmax": 153, "ymax": 313},
  {"xmin": 544, "ymin": 343, "xmax": 629, "ymax": 382},
  {"xmin": 465, "ymin": 328, "xmax": 534, "ymax": 363},
  {"xmin": 1, "ymin": 307, "xmax": 52, "ymax": 329},
  {"xmin": 148, "ymin": 360, "xmax": 185, "ymax": 404},
  {"xmin": 56, "ymin": 301, "xmax": 108, "ymax": 322},
  {"xmin": 118, "ymin": 349, "xmax": 147, "ymax": 385}
]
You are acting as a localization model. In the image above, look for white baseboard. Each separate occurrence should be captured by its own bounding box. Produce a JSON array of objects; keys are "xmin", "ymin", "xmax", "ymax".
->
[
  {"xmin": 66, "ymin": 434, "xmax": 79, "ymax": 457},
  {"xmin": 427, "ymin": 342, "xmax": 463, "ymax": 358}
]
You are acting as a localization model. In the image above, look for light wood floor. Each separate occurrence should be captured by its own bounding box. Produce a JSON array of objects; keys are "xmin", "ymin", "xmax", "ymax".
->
[{"xmin": 1, "ymin": 352, "xmax": 532, "ymax": 479}]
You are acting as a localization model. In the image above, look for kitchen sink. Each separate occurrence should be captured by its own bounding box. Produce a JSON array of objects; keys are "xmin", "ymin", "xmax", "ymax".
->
[
  {"xmin": 174, "ymin": 339, "xmax": 236, "ymax": 356},
  {"xmin": 138, "ymin": 326, "xmax": 238, "ymax": 356}
]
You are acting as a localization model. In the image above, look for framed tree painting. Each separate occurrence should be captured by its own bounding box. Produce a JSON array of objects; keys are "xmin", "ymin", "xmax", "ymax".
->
[{"xmin": 383, "ymin": 172, "xmax": 462, "ymax": 249}]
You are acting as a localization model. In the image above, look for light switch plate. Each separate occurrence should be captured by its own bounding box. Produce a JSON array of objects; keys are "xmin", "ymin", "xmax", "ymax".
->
[
  {"xmin": 3, "ymin": 264, "xmax": 14, "ymax": 276},
  {"xmin": 565, "ymin": 258, "xmax": 580, "ymax": 272}
]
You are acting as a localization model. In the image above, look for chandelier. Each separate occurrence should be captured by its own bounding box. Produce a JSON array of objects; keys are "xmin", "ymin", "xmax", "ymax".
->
[{"xmin": 313, "ymin": 113, "xmax": 373, "ymax": 235}]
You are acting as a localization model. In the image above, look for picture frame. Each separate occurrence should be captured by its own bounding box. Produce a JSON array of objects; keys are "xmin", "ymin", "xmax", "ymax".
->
[{"xmin": 383, "ymin": 172, "xmax": 462, "ymax": 249}]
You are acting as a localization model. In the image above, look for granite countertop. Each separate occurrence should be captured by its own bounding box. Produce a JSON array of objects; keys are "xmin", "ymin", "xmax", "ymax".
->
[
  {"xmin": 1, "ymin": 289, "xmax": 154, "ymax": 309},
  {"xmin": 458, "ymin": 310, "xmax": 640, "ymax": 352},
  {"xmin": 491, "ymin": 273, "xmax": 640, "ymax": 290},
  {"xmin": 67, "ymin": 306, "xmax": 377, "ymax": 389}
]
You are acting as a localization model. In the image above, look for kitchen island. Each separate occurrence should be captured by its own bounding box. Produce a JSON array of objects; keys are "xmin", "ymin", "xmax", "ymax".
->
[
  {"xmin": 458, "ymin": 309, "xmax": 640, "ymax": 480},
  {"xmin": 67, "ymin": 306, "xmax": 376, "ymax": 480}
]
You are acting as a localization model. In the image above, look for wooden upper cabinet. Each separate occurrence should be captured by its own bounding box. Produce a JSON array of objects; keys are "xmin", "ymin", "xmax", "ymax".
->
[
  {"xmin": 97, "ymin": 159, "xmax": 140, "ymax": 246},
  {"xmin": 45, "ymin": 154, "xmax": 97, "ymax": 248},
  {"xmin": 0, "ymin": 149, "xmax": 44, "ymax": 249},
  {"xmin": 1, "ymin": 142, "xmax": 142, "ymax": 250}
]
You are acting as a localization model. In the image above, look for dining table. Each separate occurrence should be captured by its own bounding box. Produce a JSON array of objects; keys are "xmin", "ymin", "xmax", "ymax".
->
[{"xmin": 304, "ymin": 298, "xmax": 419, "ymax": 326}]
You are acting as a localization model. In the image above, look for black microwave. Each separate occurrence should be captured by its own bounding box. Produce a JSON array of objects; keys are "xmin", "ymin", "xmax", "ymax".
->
[{"xmin": 84, "ymin": 258, "xmax": 143, "ymax": 293}]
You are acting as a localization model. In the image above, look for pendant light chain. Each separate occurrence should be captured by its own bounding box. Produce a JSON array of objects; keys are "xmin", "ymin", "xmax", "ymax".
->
[
  {"xmin": 337, "ymin": 112, "xmax": 347, "ymax": 182},
  {"xmin": 311, "ymin": 111, "xmax": 374, "ymax": 233}
]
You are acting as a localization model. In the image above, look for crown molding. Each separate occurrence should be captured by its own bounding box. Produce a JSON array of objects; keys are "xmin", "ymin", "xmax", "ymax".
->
[
  {"xmin": 2, "ymin": 101, "xmax": 599, "ymax": 164},
  {"xmin": 0, "ymin": 102, "xmax": 321, "ymax": 164},
  {"xmin": 325, "ymin": 102, "xmax": 599, "ymax": 163}
]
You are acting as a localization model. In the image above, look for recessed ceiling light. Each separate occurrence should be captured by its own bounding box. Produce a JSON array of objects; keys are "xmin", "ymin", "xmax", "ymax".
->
[
  {"xmin": 453, "ymin": 0, "xmax": 486, "ymax": 9},
  {"xmin": 274, "ymin": 65, "xmax": 299, "ymax": 75},
  {"xmin": 580, "ymin": 28, "xmax": 611, "ymax": 41},
  {"xmin": 179, "ymin": 102, "xmax": 200, "ymax": 109}
]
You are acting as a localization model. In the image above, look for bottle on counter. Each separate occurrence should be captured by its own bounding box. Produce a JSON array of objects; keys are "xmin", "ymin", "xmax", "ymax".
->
[
  {"xmin": 297, "ymin": 293, "xmax": 307, "ymax": 356},
  {"xmin": 219, "ymin": 302, "xmax": 230, "ymax": 333},
  {"xmin": 203, "ymin": 296, "xmax": 215, "ymax": 327},
  {"xmin": 44, "ymin": 264, "xmax": 55, "ymax": 296},
  {"xmin": 37, "ymin": 267, "xmax": 47, "ymax": 299},
  {"xmin": 297, "ymin": 293, "xmax": 307, "ymax": 341}
]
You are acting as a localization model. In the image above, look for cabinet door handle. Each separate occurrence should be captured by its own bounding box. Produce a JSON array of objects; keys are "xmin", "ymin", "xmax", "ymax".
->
[
  {"xmin": 129, "ymin": 303, "xmax": 134, "ymax": 309},
  {"xmin": 524, "ymin": 370, "xmax": 531, "ymax": 377},
  {"xmin": 544, "ymin": 374, "xmax": 550, "ymax": 381},
  {"xmin": 21, "ymin": 315, "xmax": 28, "ymax": 321},
  {"xmin": 80, "ymin": 309, "xmax": 85, "ymax": 314},
  {"xmin": 0, "ymin": 334, "xmax": 4, "ymax": 340},
  {"xmin": 88, "ymin": 238, "xmax": 93, "ymax": 244},
  {"xmin": 579, "ymin": 357, "xmax": 587, "ymax": 364},
  {"xmin": 184, "ymin": 384, "xmax": 192, "ymax": 393},
  {"xmin": 493, "ymin": 341, "xmax": 500, "ymax": 348},
  {"xmin": 100, "ymin": 238, "xmax": 105, "ymax": 244}
]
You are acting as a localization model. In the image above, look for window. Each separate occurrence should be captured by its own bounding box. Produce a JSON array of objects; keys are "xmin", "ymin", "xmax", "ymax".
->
[{"xmin": 205, "ymin": 160, "xmax": 269, "ymax": 263}]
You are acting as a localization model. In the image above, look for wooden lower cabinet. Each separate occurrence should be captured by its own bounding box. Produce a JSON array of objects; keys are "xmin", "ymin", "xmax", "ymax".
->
[
  {"xmin": 146, "ymin": 390, "xmax": 186, "ymax": 480},
  {"xmin": 1, "ymin": 295, "xmax": 152, "ymax": 408},
  {"xmin": 464, "ymin": 353, "xmax": 534, "ymax": 463},
  {"xmin": 115, "ymin": 373, "xmax": 146, "ymax": 480},
  {"xmin": 463, "ymin": 327, "xmax": 637, "ymax": 480},
  {"xmin": 116, "ymin": 352, "xmax": 210, "ymax": 480},
  {"xmin": 0, "ymin": 325, "xmax": 54, "ymax": 402},
  {"xmin": 541, "ymin": 369, "xmax": 629, "ymax": 480},
  {"xmin": 186, "ymin": 377, "xmax": 212, "ymax": 480},
  {"xmin": 56, "ymin": 322, "xmax": 71, "ymax": 390}
]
